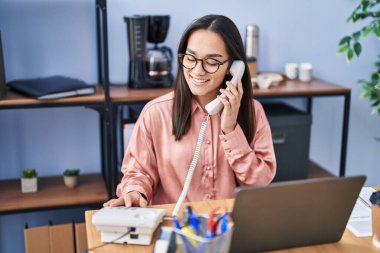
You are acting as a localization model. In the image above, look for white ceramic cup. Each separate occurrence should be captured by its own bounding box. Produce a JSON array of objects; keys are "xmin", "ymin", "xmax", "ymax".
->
[
  {"xmin": 285, "ymin": 63, "xmax": 298, "ymax": 80},
  {"xmin": 299, "ymin": 63, "xmax": 313, "ymax": 82}
]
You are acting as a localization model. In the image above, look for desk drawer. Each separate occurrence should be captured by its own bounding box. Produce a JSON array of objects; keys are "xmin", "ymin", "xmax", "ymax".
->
[{"xmin": 263, "ymin": 103, "xmax": 311, "ymax": 182}]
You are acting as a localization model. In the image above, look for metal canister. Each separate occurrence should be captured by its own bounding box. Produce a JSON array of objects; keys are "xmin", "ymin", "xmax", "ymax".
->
[{"xmin": 245, "ymin": 25, "xmax": 259, "ymax": 77}]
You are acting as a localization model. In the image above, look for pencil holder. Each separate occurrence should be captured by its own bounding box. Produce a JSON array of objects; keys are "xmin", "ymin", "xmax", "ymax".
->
[
  {"xmin": 174, "ymin": 227, "xmax": 233, "ymax": 253},
  {"xmin": 370, "ymin": 191, "xmax": 380, "ymax": 248}
]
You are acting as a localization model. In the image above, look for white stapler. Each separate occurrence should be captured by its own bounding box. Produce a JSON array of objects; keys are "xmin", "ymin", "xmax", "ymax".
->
[{"xmin": 92, "ymin": 206, "xmax": 167, "ymax": 245}]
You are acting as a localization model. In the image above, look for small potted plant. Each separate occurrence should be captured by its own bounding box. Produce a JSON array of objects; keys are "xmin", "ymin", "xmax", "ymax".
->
[
  {"xmin": 63, "ymin": 169, "xmax": 80, "ymax": 189},
  {"xmin": 21, "ymin": 168, "xmax": 38, "ymax": 193}
]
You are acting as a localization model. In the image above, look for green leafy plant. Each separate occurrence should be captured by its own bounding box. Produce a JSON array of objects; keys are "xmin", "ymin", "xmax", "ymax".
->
[
  {"xmin": 63, "ymin": 169, "xmax": 80, "ymax": 177},
  {"xmin": 22, "ymin": 168, "xmax": 37, "ymax": 178},
  {"xmin": 338, "ymin": 0, "xmax": 380, "ymax": 114}
]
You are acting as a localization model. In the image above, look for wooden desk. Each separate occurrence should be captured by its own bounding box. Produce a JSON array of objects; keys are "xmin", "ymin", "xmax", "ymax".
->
[{"xmin": 85, "ymin": 199, "xmax": 379, "ymax": 253}]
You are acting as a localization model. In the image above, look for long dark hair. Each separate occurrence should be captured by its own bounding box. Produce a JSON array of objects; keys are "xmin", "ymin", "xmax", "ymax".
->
[{"xmin": 172, "ymin": 15, "xmax": 255, "ymax": 142}]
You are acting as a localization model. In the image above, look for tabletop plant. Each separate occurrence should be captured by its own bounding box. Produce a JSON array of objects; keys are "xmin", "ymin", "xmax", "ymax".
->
[
  {"xmin": 63, "ymin": 169, "xmax": 80, "ymax": 177},
  {"xmin": 21, "ymin": 168, "xmax": 38, "ymax": 193},
  {"xmin": 63, "ymin": 169, "xmax": 80, "ymax": 189},
  {"xmin": 338, "ymin": 0, "xmax": 380, "ymax": 116},
  {"xmin": 22, "ymin": 168, "xmax": 37, "ymax": 178}
]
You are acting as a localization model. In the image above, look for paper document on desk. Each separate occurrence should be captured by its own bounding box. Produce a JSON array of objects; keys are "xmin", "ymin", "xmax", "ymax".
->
[{"xmin": 347, "ymin": 187, "xmax": 376, "ymax": 237}]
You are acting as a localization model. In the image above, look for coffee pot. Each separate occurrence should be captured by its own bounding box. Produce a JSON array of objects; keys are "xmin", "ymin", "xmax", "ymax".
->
[{"xmin": 124, "ymin": 15, "xmax": 173, "ymax": 88}]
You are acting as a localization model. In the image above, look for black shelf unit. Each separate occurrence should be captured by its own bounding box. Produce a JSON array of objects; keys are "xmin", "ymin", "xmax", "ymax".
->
[{"xmin": 0, "ymin": 0, "xmax": 112, "ymax": 215}]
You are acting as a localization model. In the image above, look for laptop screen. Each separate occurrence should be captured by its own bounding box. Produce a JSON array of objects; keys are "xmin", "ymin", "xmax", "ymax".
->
[{"xmin": 229, "ymin": 176, "xmax": 365, "ymax": 253}]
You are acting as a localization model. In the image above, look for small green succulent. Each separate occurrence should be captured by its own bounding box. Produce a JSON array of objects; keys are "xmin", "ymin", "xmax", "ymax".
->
[
  {"xmin": 63, "ymin": 169, "xmax": 80, "ymax": 177},
  {"xmin": 22, "ymin": 168, "xmax": 37, "ymax": 178}
]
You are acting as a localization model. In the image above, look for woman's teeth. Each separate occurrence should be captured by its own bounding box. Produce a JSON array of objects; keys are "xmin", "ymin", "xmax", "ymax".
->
[{"xmin": 193, "ymin": 77, "xmax": 208, "ymax": 83}]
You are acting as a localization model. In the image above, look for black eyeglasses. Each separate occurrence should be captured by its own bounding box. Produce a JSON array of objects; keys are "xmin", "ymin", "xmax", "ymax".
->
[{"xmin": 178, "ymin": 53, "xmax": 230, "ymax": 74}]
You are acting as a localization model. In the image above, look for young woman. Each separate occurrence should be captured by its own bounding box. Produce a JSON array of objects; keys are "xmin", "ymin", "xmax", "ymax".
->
[{"xmin": 104, "ymin": 14, "xmax": 276, "ymax": 208}]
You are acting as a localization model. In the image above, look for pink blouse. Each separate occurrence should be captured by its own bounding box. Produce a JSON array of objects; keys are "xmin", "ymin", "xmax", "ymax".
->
[{"xmin": 116, "ymin": 92, "xmax": 276, "ymax": 205}]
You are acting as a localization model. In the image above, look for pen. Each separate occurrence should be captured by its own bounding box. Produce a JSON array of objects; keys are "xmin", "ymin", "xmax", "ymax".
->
[
  {"xmin": 190, "ymin": 212, "xmax": 201, "ymax": 235},
  {"xmin": 219, "ymin": 213, "xmax": 228, "ymax": 234}
]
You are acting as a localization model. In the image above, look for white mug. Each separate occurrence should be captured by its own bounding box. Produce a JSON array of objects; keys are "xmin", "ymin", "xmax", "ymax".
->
[
  {"xmin": 299, "ymin": 63, "xmax": 313, "ymax": 82},
  {"xmin": 285, "ymin": 63, "xmax": 298, "ymax": 80}
]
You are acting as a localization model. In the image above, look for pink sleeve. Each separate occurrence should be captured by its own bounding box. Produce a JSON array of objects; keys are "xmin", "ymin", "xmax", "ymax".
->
[
  {"xmin": 115, "ymin": 109, "xmax": 159, "ymax": 203},
  {"xmin": 219, "ymin": 101, "xmax": 276, "ymax": 185}
]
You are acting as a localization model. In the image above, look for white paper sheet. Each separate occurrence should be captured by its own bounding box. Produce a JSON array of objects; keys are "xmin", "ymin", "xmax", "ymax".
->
[{"xmin": 347, "ymin": 187, "xmax": 376, "ymax": 237}]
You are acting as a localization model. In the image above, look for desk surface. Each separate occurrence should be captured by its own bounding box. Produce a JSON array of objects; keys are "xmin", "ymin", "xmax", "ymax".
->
[{"xmin": 85, "ymin": 198, "xmax": 379, "ymax": 253}]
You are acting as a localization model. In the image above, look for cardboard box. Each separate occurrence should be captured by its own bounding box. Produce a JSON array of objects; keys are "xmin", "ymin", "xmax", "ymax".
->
[
  {"xmin": 49, "ymin": 224, "xmax": 74, "ymax": 253},
  {"xmin": 24, "ymin": 222, "xmax": 87, "ymax": 253},
  {"xmin": 24, "ymin": 226, "xmax": 50, "ymax": 253},
  {"xmin": 75, "ymin": 223, "xmax": 88, "ymax": 253}
]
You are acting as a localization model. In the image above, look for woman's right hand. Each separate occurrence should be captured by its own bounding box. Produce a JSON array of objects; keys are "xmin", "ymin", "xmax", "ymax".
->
[{"xmin": 103, "ymin": 191, "xmax": 148, "ymax": 208}]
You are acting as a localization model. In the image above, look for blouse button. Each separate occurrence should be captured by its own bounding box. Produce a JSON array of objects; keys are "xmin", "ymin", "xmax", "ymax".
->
[{"xmin": 206, "ymin": 140, "xmax": 211, "ymax": 144}]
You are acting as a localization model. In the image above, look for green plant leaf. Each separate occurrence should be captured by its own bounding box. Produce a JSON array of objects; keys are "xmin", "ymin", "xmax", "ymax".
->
[
  {"xmin": 356, "ymin": 12, "xmax": 369, "ymax": 20},
  {"xmin": 64, "ymin": 169, "xmax": 80, "ymax": 176},
  {"xmin": 353, "ymin": 31, "xmax": 361, "ymax": 41},
  {"xmin": 354, "ymin": 42, "xmax": 362, "ymax": 56},
  {"xmin": 352, "ymin": 14, "xmax": 359, "ymax": 22},
  {"xmin": 22, "ymin": 168, "xmax": 37, "ymax": 178},
  {"xmin": 338, "ymin": 44, "xmax": 350, "ymax": 54},
  {"xmin": 346, "ymin": 48, "xmax": 354, "ymax": 62},
  {"xmin": 339, "ymin": 36, "xmax": 351, "ymax": 45},
  {"xmin": 375, "ymin": 83, "xmax": 380, "ymax": 90},
  {"xmin": 375, "ymin": 26, "xmax": 380, "ymax": 38},
  {"xmin": 361, "ymin": 89, "xmax": 371, "ymax": 99},
  {"xmin": 362, "ymin": 0, "xmax": 370, "ymax": 10},
  {"xmin": 372, "ymin": 72, "xmax": 379, "ymax": 82},
  {"xmin": 363, "ymin": 26, "xmax": 373, "ymax": 37}
]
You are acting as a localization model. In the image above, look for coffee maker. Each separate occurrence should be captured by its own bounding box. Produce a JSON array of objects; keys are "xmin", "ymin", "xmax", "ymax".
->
[{"xmin": 124, "ymin": 15, "xmax": 173, "ymax": 88}]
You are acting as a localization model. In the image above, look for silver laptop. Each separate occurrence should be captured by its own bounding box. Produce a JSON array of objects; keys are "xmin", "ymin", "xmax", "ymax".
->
[{"xmin": 229, "ymin": 175, "xmax": 366, "ymax": 253}]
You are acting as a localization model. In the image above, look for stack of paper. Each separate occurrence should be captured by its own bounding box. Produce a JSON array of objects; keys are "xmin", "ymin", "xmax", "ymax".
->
[{"xmin": 347, "ymin": 187, "xmax": 376, "ymax": 237}]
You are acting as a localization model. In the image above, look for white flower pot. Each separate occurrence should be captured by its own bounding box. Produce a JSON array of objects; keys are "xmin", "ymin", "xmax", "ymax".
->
[
  {"xmin": 64, "ymin": 176, "xmax": 78, "ymax": 189},
  {"xmin": 21, "ymin": 177, "xmax": 38, "ymax": 193}
]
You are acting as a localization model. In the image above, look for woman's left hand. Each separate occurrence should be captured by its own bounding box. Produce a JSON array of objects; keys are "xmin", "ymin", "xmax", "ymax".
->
[{"xmin": 217, "ymin": 79, "xmax": 243, "ymax": 134}]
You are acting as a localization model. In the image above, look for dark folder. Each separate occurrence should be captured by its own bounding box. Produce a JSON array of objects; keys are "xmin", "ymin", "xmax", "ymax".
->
[{"xmin": 7, "ymin": 75, "xmax": 96, "ymax": 100}]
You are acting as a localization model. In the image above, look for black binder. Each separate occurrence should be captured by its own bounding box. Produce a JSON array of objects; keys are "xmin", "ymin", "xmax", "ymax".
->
[{"xmin": 7, "ymin": 75, "xmax": 96, "ymax": 100}]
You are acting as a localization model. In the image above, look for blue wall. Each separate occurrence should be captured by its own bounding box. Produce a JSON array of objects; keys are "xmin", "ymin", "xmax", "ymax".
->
[{"xmin": 0, "ymin": 0, "xmax": 379, "ymax": 252}]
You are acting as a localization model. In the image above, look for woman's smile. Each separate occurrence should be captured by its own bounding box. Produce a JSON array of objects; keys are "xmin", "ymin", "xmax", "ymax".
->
[{"xmin": 190, "ymin": 75, "xmax": 210, "ymax": 86}]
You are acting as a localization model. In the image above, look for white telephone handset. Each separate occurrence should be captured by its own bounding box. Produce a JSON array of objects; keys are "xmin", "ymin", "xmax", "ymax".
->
[{"xmin": 205, "ymin": 60, "xmax": 245, "ymax": 115}]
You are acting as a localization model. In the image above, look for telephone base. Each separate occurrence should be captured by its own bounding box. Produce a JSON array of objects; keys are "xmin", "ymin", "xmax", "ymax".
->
[
  {"xmin": 92, "ymin": 206, "xmax": 167, "ymax": 245},
  {"xmin": 100, "ymin": 231, "xmax": 153, "ymax": 245}
]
